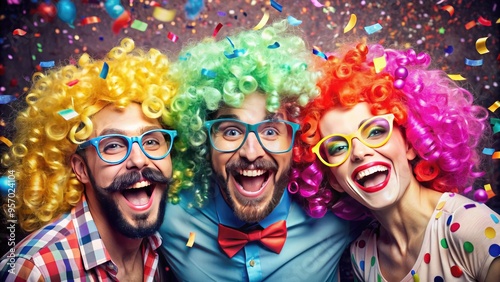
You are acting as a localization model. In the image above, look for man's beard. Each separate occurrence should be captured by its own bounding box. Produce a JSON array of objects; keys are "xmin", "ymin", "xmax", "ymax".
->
[
  {"xmin": 86, "ymin": 166, "xmax": 170, "ymax": 239},
  {"xmin": 215, "ymin": 158, "xmax": 291, "ymax": 223}
]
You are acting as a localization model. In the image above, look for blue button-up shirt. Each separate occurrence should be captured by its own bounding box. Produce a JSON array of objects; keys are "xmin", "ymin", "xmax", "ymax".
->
[{"xmin": 160, "ymin": 182, "xmax": 353, "ymax": 281}]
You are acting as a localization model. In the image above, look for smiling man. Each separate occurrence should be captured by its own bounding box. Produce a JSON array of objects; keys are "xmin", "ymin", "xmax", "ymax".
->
[
  {"xmin": 0, "ymin": 38, "xmax": 178, "ymax": 281},
  {"xmin": 160, "ymin": 20, "xmax": 354, "ymax": 281}
]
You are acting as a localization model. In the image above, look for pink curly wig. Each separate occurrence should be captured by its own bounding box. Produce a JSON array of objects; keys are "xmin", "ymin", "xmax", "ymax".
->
[{"xmin": 290, "ymin": 43, "xmax": 489, "ymax": 219}]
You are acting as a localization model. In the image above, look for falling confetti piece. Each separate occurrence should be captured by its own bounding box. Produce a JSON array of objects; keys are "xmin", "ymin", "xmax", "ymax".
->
[
  {"xmin": 444, "ymin": 45, "xmax": 454, "ymax": 54},
  {"xmin": 287, "ymin": 15, "xmax": 302, "ymax": 26},
  {"xmin": 364, "ymin": 23, "xmax": 383, "ymax": 34},
  {"xmin": 58, "ymin": 109, "xmax": 79, "ymax": 120},
  {"xmin": 131, "ymin": 20, "xmax": 148, "ymax": 32},
  {"xmin": 464, "ymin": 21, "xmax": 476, "ymax": 30},
  {"xmin": 270, "ymin": 0, "xmax": 282, "ymax": 12},
  {"xmin": 464, "ymin": 58, "xmax": 483, "ymax": 66},
  {"xmin": 488, "ymin": 101, "xmax": 500, "ymax": 112},
  {"xmin": 213, "ymin": 23, "xmax": 223, "ymax": 37},
  {"xmin": 201, "ymin": 68, "xmax": 216, "ymax": 78},
  {"xmin": 100, "ymin": 62, "xmax": 109, "ymax": 79},
  {"xmin": 493, "ymin": 152, "xmax": 500, "ymax": 159},
  {"xmin": 224, "ymin": 49, "xmax": 246, "ymax": 59},
  {"xmin": 253, "ymin": 11, "xmax": 269, "ymax": 30},
  {"xmin": 0, "ymin": 136, "xmax": 12, "ymax": 147},
  {"xmin": 40, "ymin": 61, "xmax": 55, "ymax": 68},
  {"xmin": 447, "ymin": 74, "xmax": 466, "ymax": 80},
  {"xmin": 186, "ymin": 232, "xmax": 195, "ymax": 247},
  {"xmin": 310, "ymin": 0, "xmax": 324, "ymax": 7},
  {"xmin": 484, "ymin": 184, "xmax": 495, "ymax": 198},
  {"xmin": 475, "ymin": 37, "xmax": 490, "ymax": 54},
  {"xmin": 112, "ymin": 10, "xmax": 131, "ymax": 34},
  {"xmin": 483, "ymin": 148, "xmax": 495, "ymax": 155},
  {"xmin": 477, "ymin": 16, "xmax": 492, "ymax": 26},
  {"xmin": 152, "ymin": 7, "xmax": 176, "ymax": 22},
  {"xmin": 441, "ymin": 5, "xmax": 454, "ymax": 17},
  {"xmin": 0, "ymin": 95, "xmax": 16, "ymax": 104},
  {"xmin": 80, "ymin": 16, "xmax": 101, "ymax": 25},
  {"xmin": 12, "ymin": 29, "xmax": 27, "ymax": 36},
  {"xmin": 491, "ymin": 118, "xmax": 500, "ymax": 134},
  {"xmin": 373, "ymin": 56, "xmax": 387, "ymax": 73},
  {"xmin": 312, "ymin": 48, "xmax": 327, "ymax": 60},
  {"xmin": 167, "ymin": 32, "xmax": 179, "ymax": 42},
  {"xmin": 267, "ymin": 42, "xmax": 280, "ymax": 49},
  {"xmin": 344, "ymin": 14, "xmax": 357, "ymax": 33},
  {"xmin": 66, "ymin": 79, "xmax": 79, "ymax": 86}
]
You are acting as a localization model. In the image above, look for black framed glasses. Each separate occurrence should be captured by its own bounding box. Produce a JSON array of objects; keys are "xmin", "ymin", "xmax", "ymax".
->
[
  {"xmin": 204, "ymin": 118, "xmax": 299, "ymax": 154},
  {"xmin": 77, "ymin": 129, "xmax": 178, "ymax": 164}
]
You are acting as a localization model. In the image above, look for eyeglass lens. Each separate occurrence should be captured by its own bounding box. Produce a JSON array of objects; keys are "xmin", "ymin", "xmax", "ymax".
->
[
  {"xmin": 209, "ymin": 120, "xmax": 294, "ymax": 153},
  {"xmin": 97, "ymin": 130, "xmax": 172, "ymax": 163},
  {"xmin": 322, "ymin": 117, "xmax": 392, "ymax": 164}
]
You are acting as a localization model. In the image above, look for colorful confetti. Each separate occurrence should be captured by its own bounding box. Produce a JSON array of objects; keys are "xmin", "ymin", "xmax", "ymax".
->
[
  {"xmin": 212, "ymin": 23, "xmax": 223, "ymax": 37},
  {"xmin": 0, "ymin": 95, "xmax": 16, "ymax": 104},
  {"xmin": 488, "ymin": 101, "xmax": 500, "ymax": 112},
  {"xmin": 12, "ymin": 29, "xmax": 27, "ymax": 36},
  {"xmin": 373, "ymin": 56, "xmax": 387, "ymax": 73},
  {"xmin": 464, "ymin": 58, "xmax": 483, "ymax": 66},
  {"xmin": 344, "ymin": 14, "xmax": 357, "ymax": 33},
  {"xmin": 39, "ymin": 61, "xmax": 55, "ymax": 68},
  {"xmin": 80, "ymin": 16, "xmax": 101, "ymax": 26},
  {"xmin": 364, "ymin": 23, "xmax": 383, "ymax": 34},
  {"xmin": 441, "ymin": 5, "xmax": 454, "ymax": 17},
  {"xmin": 201, "ymin": 68, "xmax": 216, "ymax": 78},
  {"xmin": 270, "ymin": 0, "xmax": 283, "ymax": 12},
  {"xmin": 312, "ymin": 48, "xmax": 327, "ymax": 60},
  {"xmin": 0, "ymin": 136, "xmax": 12, "ymax": 147},
  {"xmin": 268, "ymin": 42, "xmax": 280, "ymax": 49},
  {"xmin": 287, "ymin": 16, "xmax": 302, "ymax": 26},
  {"xmin": 131, "ymin": 20, "xmax": 148, "ymax": 32},
  {"xmin": 100, "ymin": 62, "xmax": 109, "ymax": 79},
  {"xmin": 475, "ymin": 37, "xmax": 490, "ymax": 54},
  {"xmin": 186, "ymin": 232, "xmax": 196, "ymax": 247},
  {"xmin": 167, "ymin": 32, "xmax": 179, "ymax": 42},
  {"xmin": 58, "ymin": 109, "xmax": 79, "ymax": 120},
  {"xmin": 310, "ymin": 0, "xmax": 324, "ymax": 7},
  {"xmin": 253, "ymin": 11, "xmax": 269, "ymax": 30},
  {"xmin": 152, "ymin": 7, "xmax": 176, "ymax": 22}
]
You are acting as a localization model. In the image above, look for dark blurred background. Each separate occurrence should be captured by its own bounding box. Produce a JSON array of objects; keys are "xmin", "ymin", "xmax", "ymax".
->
[{"xmin": 0, "ymin": 0, "xmax": 499, "ymax": 268}]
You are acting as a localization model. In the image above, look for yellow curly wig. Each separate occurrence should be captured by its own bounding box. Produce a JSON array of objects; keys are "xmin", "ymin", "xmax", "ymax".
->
[{"xmin": 1, "ymin": 38, "xmax": 178, "ymax": 232}]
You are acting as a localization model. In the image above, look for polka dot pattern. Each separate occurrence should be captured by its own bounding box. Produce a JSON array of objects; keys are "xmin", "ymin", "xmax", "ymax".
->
[
  {"xmin": 424, "ymin": 253, "xmax": 431, "ymax": 264},
  {"xmin": 489, "ymin": 244, "xmax": 500, "ymax": 257},
  {"xmin": 433, "ymin": 276, "xmax": 444, "ymax": 282},
  {"xmin": 450, "ymin": 265, "xmax": 463, "ymax": 277},
  {"xmin": 485, "ymin": 227, "xmax": 496, "ymax": 239},
  {"xmin": 358, "ymin": 240, "xmax": 366, "ymax": 248},
  {"xmin": 370, "ymin": 256, "xmax": 376, "ymax": 267},
  {"xmin": 446, "ymin": 215, "xmax": 453, "ymax": 226},
  {"xmin": 463, "ymin": 241, "xmax": 474, "ymax": 253},
  {"xmin": 491, "ymin": 213, "xmax": 499, "ymax": 224},
  {"xmin": 440, "ymin": 238, "xmax": 448, "ymax": 249},
  {"xmin": 450, "ymin": 222, "xmax": 460, "ymax": 232}
]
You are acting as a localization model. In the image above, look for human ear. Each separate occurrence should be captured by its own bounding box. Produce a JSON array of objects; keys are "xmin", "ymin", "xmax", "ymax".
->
[
  {"xmin": 70, "ymin": 153, "xmax": 90, "ymax": 184},
  {"xmin": 406, "ymin": 141, "xmax": 417, "ymax": 161}
]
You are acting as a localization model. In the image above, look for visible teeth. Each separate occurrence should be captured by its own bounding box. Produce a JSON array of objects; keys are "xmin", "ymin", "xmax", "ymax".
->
[
  {"xmin": 356, "ymin": 165, "xmax": 388, "ymax": 180},
  {"xmin": 130, "ymin": 180, "xmax": 151, "ymax": 189},
  {"xmin": 238, "ymin": 169, "xmax": 265, "ymax": 177}
]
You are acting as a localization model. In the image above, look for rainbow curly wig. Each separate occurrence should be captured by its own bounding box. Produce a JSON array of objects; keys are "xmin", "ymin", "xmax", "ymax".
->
[
  {"xmin": 291, "ymin": 43, "xmax": 489, "ymax": 219},
  {"xmin": 1, "ymin": 38, "xmax": 178, "ymax": 232},
  {"xmin": 167, "ymin": 20, "xmax": 321, "ymax": 206}
]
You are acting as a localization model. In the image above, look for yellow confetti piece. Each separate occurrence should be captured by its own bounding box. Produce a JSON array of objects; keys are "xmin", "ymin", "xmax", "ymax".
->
[
  {"xmin": 447, "ymin": 74, "xmax": 466, "ymax": 81},
  {"xmin": 488, "ymin": 101, "xmax": 500, "ymax": 112},
  {"xmin": 152, "ymin": 7, "xmax": 176, "ymax": 22},
  {"xmin": 493, "ymin": 151, "xmax": 500, "ymax": 159},
  {"xmin": 497, "ymin": 18, "xmax": 500, "ymax": 24},
  {"xmin": 373, "ymin": 56, "xmax": 386, "ymax": 73},
  {"xmin": 484, "ymin": 184, "xmax": 495, "ymax": 198},
  {"xmin": 475, "ymin": 37, "xmax": 490, "ymax": 54},
  {"xmin": 344, "ymin": 14, "xmax": 357, "ymax": 33},
  {"xmin": 253, "ymin": 11, "xmax": 269, "ymax": 30},
  {"xmin": 186, "ymin": 232, "xmax": 195, "ymax": 247},
  {"xmin": 0, "ymin": 136, "xmax": 12, "ymax": 147}
]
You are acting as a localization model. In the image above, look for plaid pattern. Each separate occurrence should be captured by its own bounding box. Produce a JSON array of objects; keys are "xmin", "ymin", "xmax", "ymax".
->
[{"xmin": 0, "ymin": 196, "xmax": 163, "ymax": 282}]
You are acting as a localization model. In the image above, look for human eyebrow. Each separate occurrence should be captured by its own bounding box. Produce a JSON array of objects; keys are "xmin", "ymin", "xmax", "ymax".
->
[
  {"xmin": 215, "ymin": 114, "xmax": 238, "ymax": 120},
  {"xmin": 97, "ymin": 125, "xmax": 162, "ymax": 137}
]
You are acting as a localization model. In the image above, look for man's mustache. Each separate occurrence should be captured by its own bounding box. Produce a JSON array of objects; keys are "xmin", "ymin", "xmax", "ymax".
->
[
  {"xmin": 226, "ymin": 159, "xmax": 278, "ymax": 172},
  {"xmin": 106, "ymin": 167, "xmax": 171, "ymax": 192}
]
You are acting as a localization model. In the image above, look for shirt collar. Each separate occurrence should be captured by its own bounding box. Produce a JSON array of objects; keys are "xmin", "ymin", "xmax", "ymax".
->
[{"xmin": 215, "ymin": 182, "xmax": 291, "ymax": 229}]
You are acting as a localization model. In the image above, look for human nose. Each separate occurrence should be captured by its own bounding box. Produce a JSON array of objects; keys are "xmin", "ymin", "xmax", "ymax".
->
[
  {"xmin": 125, "ymin": 142, "xmax": 150, "ymax": 169},
  {"xmin": 238, "ymin": 132, "xmax": 266, "ymax": 162},
  {"xmin": 349, "ymin": 138, "xmax": 373, "ymax": 163}
]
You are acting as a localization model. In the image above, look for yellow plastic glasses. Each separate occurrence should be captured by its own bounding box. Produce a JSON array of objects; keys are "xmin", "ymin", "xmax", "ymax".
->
[{"xmin": 312, "ymin": 114, "xmax": 395, "ymax": 167}]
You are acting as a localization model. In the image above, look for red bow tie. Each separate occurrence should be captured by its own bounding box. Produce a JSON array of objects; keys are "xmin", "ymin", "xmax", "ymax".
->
[{"xmin": 218, "ymin": 220, "xmax": 287, "ymax": 258}]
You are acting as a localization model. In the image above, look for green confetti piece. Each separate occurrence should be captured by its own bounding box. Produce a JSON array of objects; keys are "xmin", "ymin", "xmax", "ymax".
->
[
  {"xmin": 131, "ymin": 20, "xmax": 148, "ymax": 32},
  {"xmin": 439, "ymin": 27, "xmax": 446, "ymax": 34}
]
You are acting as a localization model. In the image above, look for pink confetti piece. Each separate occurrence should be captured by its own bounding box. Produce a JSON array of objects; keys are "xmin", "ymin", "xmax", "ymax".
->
[{"xmin": 167, "ymin": 32, "xmax": 179, "ymax": 42}]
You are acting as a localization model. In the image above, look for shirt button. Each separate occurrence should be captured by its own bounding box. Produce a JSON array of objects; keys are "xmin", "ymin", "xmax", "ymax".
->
[{"xmin": 249, "ymin": 260, "xmax": 255, "ymax": 267}]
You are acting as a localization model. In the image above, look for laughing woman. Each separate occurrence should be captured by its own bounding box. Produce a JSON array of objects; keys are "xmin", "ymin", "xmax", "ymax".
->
[{"xmin": 291, "ymin": 42, "xmax": 500, "ymax": 281}]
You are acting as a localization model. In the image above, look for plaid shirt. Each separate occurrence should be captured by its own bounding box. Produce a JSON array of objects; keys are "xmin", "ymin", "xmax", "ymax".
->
[{"xmin": 0, "ymin": 196, "xmax": 163, "ymax": 282}]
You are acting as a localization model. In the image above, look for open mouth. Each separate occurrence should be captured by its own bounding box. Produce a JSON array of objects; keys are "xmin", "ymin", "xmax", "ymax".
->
[
  {"xmin": 352, "ymin": 163, "xmax": 390, "ymax": 193},
  {"xmin": 121, "ymin": 180, "xmax": 155, "ymax": 211},
  {"xmin": 232, "ymin": 169, "xmax": 272, "ymax": 197}
]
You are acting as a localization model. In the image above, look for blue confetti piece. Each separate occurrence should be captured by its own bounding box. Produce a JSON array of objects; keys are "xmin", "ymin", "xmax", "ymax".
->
[
  {"xmin": 444, "ymin": 45, "xmax": 454, "ymax": 54},
  {"xmin": 201, "ymin": 68, "xmax": 217, "ymax": 78},
  {"xmin": 217, "ymin": 11, "xmax": 226, "ymax": 17},
  {"xmin": 287, "ymin": 15, "xmax": 302, "ymax": 26},
  {"xmin": 270, "ymin": 0, "xmax": 283, "ymax": 12},
  {"xmin": 267, "ymin": 42, "xmax": 280, "ymax": 49},
  {"xmin": 100, "ymin": 62, "xmax": 109, "ymax": 79},
  {"xmin": 0, "ymin": 95, "xmax": 16, "ymax": 104},
  {"xmin": 312, "ymin": 48, "xmax": 327, "ymax": 60},
  {"xmin": 465, "ymin": 58, "xmax": 483, "ymax": 66},
  {"xmin": 364, "ymin": 23, "xmax": 383, "ymax": 34},
  {"xmin": 179, "ymin": 52, "xmax": 192, "ymax": 61},
  {"xmin": 483, "ymin": 148, "xmax": 495, "ymax": 155},
  {"xmin": 224, "ymin": 49, "xmax": 246, "ymax": 59},
  {"xmin": 39, "ymin": 61, "xmax": 55, "ymax": 68},
  {"xmin": 185, "ymin": 0, "xmax": 205, "ymax": 20},
  {"xmin": 58, "ymin": 109, "xmax": 79, "ymax": 120},
  {"xmin": 226, "ymin": 36, "xmax": 235, "ymax": 49}
]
